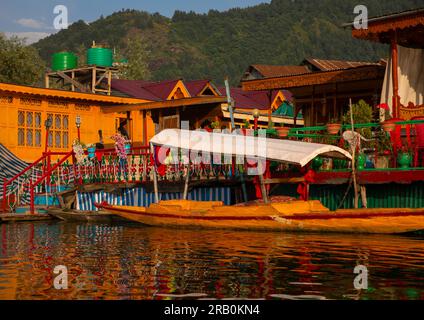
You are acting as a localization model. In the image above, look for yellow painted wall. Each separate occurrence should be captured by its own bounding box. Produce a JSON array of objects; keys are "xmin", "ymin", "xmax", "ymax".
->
[{"xmin": 0, "ymin": 91, "xmax": 151, "ymax": 162}]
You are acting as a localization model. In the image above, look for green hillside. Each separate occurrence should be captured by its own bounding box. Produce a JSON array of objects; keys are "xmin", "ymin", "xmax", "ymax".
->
[{"xmin": 33, "ymin": 0, "xmax": 424, "ymax": 85}]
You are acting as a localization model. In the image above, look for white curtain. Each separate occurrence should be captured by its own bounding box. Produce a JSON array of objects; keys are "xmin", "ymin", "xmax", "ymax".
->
[{"xmin": 380, "ymin": 45, "xmax": 424, "ymax": 116}]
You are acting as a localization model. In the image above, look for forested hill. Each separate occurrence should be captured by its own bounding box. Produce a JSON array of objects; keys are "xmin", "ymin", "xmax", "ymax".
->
[{"xmin": 33, "ymin": 0, "xmax": 423, "ymax": 85}]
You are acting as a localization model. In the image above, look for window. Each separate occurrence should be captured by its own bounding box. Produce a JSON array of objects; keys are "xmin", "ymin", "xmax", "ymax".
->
[
  {"xmin": 47, "ymin": 113, "xmax": 69, "ymax": 149},
  {"xmin": 17, "ymin": 110, "xmax": 42, "ymax": 147}
]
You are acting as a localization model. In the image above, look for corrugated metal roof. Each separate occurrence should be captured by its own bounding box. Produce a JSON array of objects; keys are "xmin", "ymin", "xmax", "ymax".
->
[
  {"xmin": 304, "ymin": 58, "xmax": 382, "ymax": 72},
  {"xmin": 111, "ymin": 79, "xmax": 182, "ymax": 101},
  {"xmin": 142, "ymin": 79, "xmax": 181, "ymax": 100},
  {"xmin": 251, "ymin": 65, "xmax": 311, "ymax": 78},
  {"xmin": 185, "ymin": 80, "xmax": 211, "ymax": 96},
  {"xmin": 111, "ymin": 79, "xmax": 161, "ymax": 101},
  {"xmin": 0, "ymin": 82, "xmax": 145, "ymax": 104},
  {"xmin": 219, "ymin": 87, "xmax": 292, "ymax": 110},
  {"xmin": 343, "ymin": 7, "xmax": 424, "ymax": 27}
]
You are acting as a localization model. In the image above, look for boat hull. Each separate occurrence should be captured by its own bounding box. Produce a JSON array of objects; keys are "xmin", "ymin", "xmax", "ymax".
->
[
  {"xmin": 47, "ymin": 208, "xmax": 117, "ymax": 223},
  {"xmin": 97, "ymin": 200, "xmax": 424, "ymax": 234}
]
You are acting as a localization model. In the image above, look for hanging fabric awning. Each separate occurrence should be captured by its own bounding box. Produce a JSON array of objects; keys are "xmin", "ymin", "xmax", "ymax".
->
[
  {"xmin": 380, "ymin": 45, "xmax": 424, "ymax": 116},
  {"xmin": 150, "ymin": 129, "xmax": 352, "ymax": 167}
]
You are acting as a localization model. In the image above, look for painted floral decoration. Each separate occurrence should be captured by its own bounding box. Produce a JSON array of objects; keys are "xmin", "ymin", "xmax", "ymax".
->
[
  {"xmin": 111, "ymin": 133, "xmax": 130, "ymax": 160},
  {"xmin": 72, "ymin": 139, "xmax": 87, "ymax": 164}
]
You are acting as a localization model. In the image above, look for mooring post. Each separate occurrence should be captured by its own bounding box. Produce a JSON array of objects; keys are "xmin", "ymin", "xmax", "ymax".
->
[
  {"xmin": 183, "ymin": 162, "xmax": 190, "ymax": 200},
  {"xmin": 150, "ymin": 144, "xmax": 159, "ymax": 203}
]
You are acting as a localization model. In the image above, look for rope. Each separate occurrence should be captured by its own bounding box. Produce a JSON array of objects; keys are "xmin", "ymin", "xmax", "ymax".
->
[{"xmin": 337, "ymin": 172, "xmax": 354, "ymax": 210}]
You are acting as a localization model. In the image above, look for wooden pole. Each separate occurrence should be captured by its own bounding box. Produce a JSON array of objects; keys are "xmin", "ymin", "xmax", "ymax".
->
[
  {"xmin": 71, "ymin": 71, "xmax": 75, "ymax": 92},
  {"xmin": 126, "ymin": 111, "xmax": 131, "ymax": 140},
  {"xmin": 225, "ymin": 77, "xmax": 248, "ymax": 202},
  {"xmin": 258, "ymin": 159, "xmax": 269, "ymax": 204},
  {"xmin": 224, "ymin": 78, "xmax": 236, "ymax": 131},
  {"xmin": 107, "ymin": 69, "xmax": 112, "ymax": 96},
  {"xmin": 143, "ymin": 110, "xmax": 148, "ymax": 145},
  {"xmin": 150, "ymin": 143, "xmax": 159, "ymax": 203},
  {"xmin": 183, "ymin": 162, "xmax": 190, "ymax": 200},
  {"xmin": 391, "ymin": 36, "xmax": 400, "ymax": 119},
  {"xmin": 349, "ymin": 98, "xmax": 359, "ymax": 209},
  {"xmin": 267, "ymin": 90, "xmax": 272, "ymax": 125},
  {"xmin": 92, "ymin": 67, "xmax": 96, "ymax": 94}
]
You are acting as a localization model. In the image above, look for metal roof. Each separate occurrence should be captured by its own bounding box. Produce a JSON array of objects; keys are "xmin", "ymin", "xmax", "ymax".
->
[
  {"xmin": 0, "ymin": 82, "xmax": 145, "ymax": 104},
  {"xmin": 304, "ymin": 58, "xmax": 383, "ymax": 72},
  {"xmin": 342, "ymin": 7, "xmax": 424, "ymax": 27},
  {"xmin": 251, "ymin": 65, "xmax": 311, "ymax": 78}
]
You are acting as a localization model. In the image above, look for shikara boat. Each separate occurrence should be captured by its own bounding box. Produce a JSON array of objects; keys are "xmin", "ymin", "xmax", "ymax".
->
[
  {"xmin": 96, "ymin": 129, "xmax": 424, "ymax": 234},
  {"xmin": 47, "ymin": 208, "xmax": 116, "ymax": 223},
  {"xmin": 97, "ymin": 200, "xmax": 424, "ymax": 234}
]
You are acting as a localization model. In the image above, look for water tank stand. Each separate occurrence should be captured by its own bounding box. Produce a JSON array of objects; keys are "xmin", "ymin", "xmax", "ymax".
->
[{"xmin": 45, "ymin": 65, "xmax": 119, "ymax": 95}]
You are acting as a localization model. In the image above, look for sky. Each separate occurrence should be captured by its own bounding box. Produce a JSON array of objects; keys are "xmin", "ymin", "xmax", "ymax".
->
[{"xmin": 0, "ymin": 0, "xmax": 271, "ymax": 44}]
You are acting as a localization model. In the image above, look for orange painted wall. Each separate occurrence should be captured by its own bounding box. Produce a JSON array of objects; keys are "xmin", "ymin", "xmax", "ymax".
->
[{"xmin": 0, "ymin": 88, "xmax": 150, "ymax": 162}]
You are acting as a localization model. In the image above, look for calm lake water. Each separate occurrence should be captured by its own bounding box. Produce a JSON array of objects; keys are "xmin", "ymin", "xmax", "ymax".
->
[{"xmin": 0, "ymin": 221, "xmax": 423, "ymax": 300}]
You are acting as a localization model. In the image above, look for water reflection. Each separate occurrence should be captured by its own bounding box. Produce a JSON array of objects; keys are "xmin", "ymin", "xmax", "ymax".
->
[{"xmin": 0, "ymin": 222, "xmax": 423, "ymax": 300}]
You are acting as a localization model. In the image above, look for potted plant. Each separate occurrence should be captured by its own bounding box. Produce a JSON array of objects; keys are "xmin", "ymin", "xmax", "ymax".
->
[
  {"xmin": 86, "ymin": 143, "xmax": 96, "ymax": 159},
  {"xmin": 357, "ymin": 153, "xmax": 367, "ymax": 170},
  {"xmin": 210, "ymin": 120, "xmax": 220, "ymax": 130},
  {"xmin": 243, "ymin": 119, "xmax": 250, "ymax": 129},
  {"xmin": 382, "ymin": 120, "xmax": 396, "ymax": 133},
  {"xmin": 397, "ymin": 146, "xmax": 412, "ymax": 169},
  {"xmin": 311, "ymin": 156, "xmax": 323, "ymax": 171},
  {"xmin": 241, "ymin": 119, "xmax": 250, "ymax": 135},
  {"xmin": 276, "ymin": 123, "xmax": 290, "ymax": 138},
  {"xmin": 374, "ymin": 131, "xmax": 392, "ymax": 169},
  {"xmin": 326, "ymin": 118, "xmax": 342, "ymax": 135},
  {"xmin": 124, "ymin": 142, "xmax": 132, "ymax": 155}
]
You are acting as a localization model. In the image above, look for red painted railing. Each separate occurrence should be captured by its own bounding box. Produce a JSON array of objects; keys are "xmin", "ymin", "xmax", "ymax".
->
[
  {"xmin": 2, "ymin": 151, "xmax": 69, "ymax": 212},
  {"xmin": 28, "ymin": 150, "xmax": 74, "ymax": 214}
]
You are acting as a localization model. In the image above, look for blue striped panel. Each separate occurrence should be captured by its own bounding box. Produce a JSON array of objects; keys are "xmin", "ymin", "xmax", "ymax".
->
[{"xmin": 75, "ymin": 186, "xmax": 232, "ymax": 211}]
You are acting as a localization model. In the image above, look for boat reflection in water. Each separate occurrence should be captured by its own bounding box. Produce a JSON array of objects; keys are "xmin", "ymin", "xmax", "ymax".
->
[{"xmin": 0, "ymin": 222, "xmax": 423, "ymax": 300}]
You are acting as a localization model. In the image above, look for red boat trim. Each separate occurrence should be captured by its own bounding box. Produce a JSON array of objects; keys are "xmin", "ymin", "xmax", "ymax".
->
[{"xmin": 96, "ymin": 203, "xmax": 424, "ymax": 221}]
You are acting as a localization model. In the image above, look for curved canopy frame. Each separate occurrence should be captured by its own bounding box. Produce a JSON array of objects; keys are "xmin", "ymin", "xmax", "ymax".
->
[{"xmin": 150, "ymin": 129, "xmax": 352, "ymax": 167}]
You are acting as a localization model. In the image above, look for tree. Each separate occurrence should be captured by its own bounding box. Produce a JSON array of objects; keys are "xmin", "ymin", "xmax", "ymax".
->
[
  {"xmin": 119, "ymin": 35, "xmax": 151, "ymax": 80},
  {"xmin": 75, "ymin": 43, "xmax": 87, "ymax": 66},
  {"xmin": 0, "ymin": 33, "xmax": 45, "ymax": 85}
]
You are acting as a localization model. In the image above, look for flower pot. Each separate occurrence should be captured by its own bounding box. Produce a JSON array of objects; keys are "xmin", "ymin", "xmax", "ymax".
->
[
  {"xmin": 321, "ymin": 158, "xmax": 333, "ymax": 171},
  {"xmin": 326, "ymin": 123, "xmax": 341, "ymax": 135},
  {"xmin": 397, "ymin": 152, "xmax": 412, "ymax": 169},
  {"xmin": 357, "ymin": 153, "xmax": 367, "ymax": 170},
  {"xmin": 312, "ymin": 156, "xmax": 323, "ymax": 170},
  {"xmin": 333, "ymin": 159, "xmax": 348, "ymax": 169},
  {"xmin": 382, "ymin": 121, "xmax": 396, "ymax": 133},
  {"xmin": 124, "ymin": 144, "xmax": 131, "ymax": 155},
  {"xmin": 87, "ymin": 146, "xmax": 96, "ymax": 159},
  {"xmin": 276, "ymin": 127, "xmax": 290, "ymax": 138},
  {"xmin": 375, "ymin": 155, "xmax": 389, "ymax": 169}
]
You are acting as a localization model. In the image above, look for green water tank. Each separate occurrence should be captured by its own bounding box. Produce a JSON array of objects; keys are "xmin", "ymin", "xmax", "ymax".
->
[
  {"xmin": 51, "ymin": 52, "xmax": 78, "ymax": 71},
  {"xmin": 87, "ymin": 47, "xmax": 113, "ymax": 67}
]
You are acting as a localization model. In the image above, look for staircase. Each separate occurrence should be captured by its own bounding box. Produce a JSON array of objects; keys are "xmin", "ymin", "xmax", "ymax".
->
[{"xmin": 1, "ymin": 147, "xmax": 74, "ymax": 216}]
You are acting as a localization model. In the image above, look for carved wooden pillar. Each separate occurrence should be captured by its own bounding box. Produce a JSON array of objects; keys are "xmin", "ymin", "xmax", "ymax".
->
[
  {"xmin": 142, "ymin": 110, "xmax": 148, "ymax": 145},
  {"xmin": 333, "ymin": 84, "xmax": 338, "ymax": 120},
  {"xmin": 267, "ymin": 90, "xmax": 272, "ymax": 126},
  {"xmin": 391, "ymin": 34, "xmax": 400, "ymax": 119}
]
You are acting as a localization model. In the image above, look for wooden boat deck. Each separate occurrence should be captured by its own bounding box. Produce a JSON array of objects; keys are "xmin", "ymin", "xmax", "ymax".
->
[
  {"xmin": 0, "ymin": 213, "xmax": 54, "ymax": 223},
  {"xmin": 98, "ymin": 200, "xmax": 424, "ymax": 234}
]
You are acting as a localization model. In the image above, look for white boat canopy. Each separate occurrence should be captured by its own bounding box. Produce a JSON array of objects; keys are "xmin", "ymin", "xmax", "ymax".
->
[{"xmin": 150, "ymin": 129, "xmax": 352, "ymax": 167}]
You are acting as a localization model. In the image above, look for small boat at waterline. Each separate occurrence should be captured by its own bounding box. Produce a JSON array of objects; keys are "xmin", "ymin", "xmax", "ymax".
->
[
  {"xmin": 97, "ymin": 129, "xmax": 424, "ymax": 234},
  {"xmin": 97, "ymin": 200, "xmax": 424, "ymax": 234},
  {"xmin": 47, "ymin": 208, "xmax": 116, "ymax": 223}
]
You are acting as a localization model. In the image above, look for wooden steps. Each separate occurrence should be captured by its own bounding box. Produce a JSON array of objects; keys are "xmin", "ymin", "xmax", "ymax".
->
[
  {"xmin": 0, "ymin": 213, "xmax": 54, "ymax": 223},
  {"xmin": 0, "ymin": 205, "xmax": 57, "ymax": 223}
]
